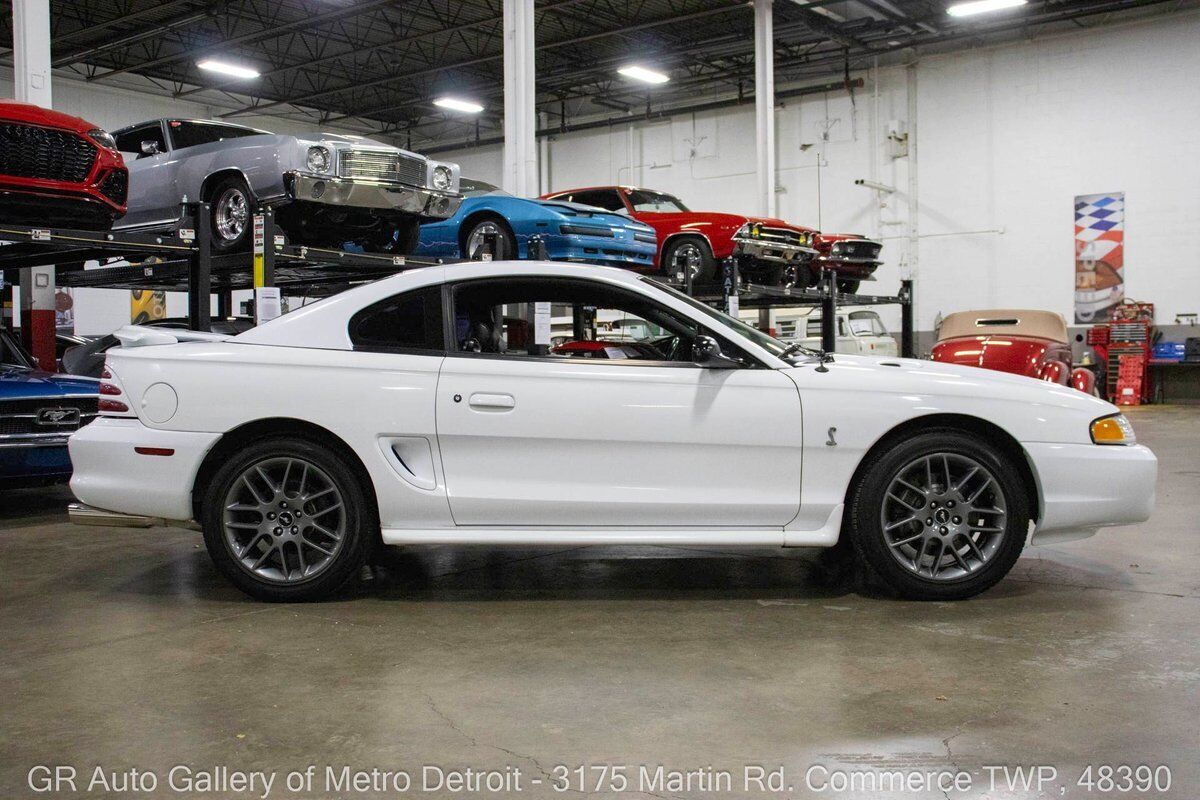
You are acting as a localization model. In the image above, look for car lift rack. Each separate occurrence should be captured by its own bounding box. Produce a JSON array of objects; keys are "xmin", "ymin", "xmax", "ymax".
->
[
  {"xmin": 2, "ymin": 202, "xmax": 914, "ymax": 358},
  {"xmin": 671, "ymin": 257, "xmax": 916, "ymax": 358}
]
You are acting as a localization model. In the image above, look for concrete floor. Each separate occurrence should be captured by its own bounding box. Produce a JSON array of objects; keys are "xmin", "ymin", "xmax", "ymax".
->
[{"xmin": 1, "ymin": 405, "xmax": 1197, "ymax": 800}]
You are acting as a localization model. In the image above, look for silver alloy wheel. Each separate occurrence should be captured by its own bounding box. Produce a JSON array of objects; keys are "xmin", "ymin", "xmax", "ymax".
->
[
  {"xmin": 880, "ymin": 452, "xmax": 1008, "ymax": 581},
  {"xmin": 214, "ymin": 186, "xmax": 249, "ymax": 243},
  {"xmin": 222, "ymin": 457, "xmax": 346, "ymax": 584},
  {"xmin": 670, "ymin": 241, "xmax": 703, "ymax": 283},
  {"xmin": 466, "ymin": 221, "xmax": 504, "ymax": 258}
]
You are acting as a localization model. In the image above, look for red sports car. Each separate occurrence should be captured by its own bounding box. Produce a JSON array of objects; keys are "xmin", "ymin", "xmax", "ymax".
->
[
  {"xmin": 0, "ymin": 100, "xmax": 128, "ymax": 230},
  {"xmin": 812, "ymin": 233, "xmax": 883, "ymax": 294},
  {"xmin": 542, "ymin": 185, "xmax": 819, "ymax": 287},
  {"xmin": 933, "ymin": 309, "xmax": 1096, "ymax": 395}
]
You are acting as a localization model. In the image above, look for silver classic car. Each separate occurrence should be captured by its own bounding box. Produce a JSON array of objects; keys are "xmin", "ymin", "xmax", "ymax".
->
[{"xmin": 111, "ymin": 118, "xmax": 462, "ymax": 253}]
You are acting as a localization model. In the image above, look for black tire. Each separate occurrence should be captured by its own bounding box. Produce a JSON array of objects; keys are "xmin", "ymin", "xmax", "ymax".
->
[
  {"xmin": 393, "ymin": 217, "xmax": 421, "ymax": 255},
  {"xmin": 206, "ymin": 174, "xmax": 254, "ymax": 253},
  {"xmin": 763, "ymin": 263, "xmax": 788, "ymax": 287},
  {"xmin": 844, "ymin": 429, "xmax": 1030, "ymax": 600},
  {"xmin": 462, "ymin": 216, "xmax": 516, "ymax": 260},
  {"xmin": 789, "ymin": 263, "xmax": 817, "ymax": 289},
  {"xmin": 836, "ymin": 278, "xmax": 861, "ymax": 295},
  {"xmin": 200, "ymin": 436, "xmax": 374, "ymax": 602},
  {"xmin": 661, "ymin": 236, "xmax": 716, "ymax": 285}
]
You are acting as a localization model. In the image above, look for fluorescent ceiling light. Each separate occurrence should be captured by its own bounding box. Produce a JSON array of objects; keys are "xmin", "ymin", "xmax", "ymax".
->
[
  {"xmin": 947, "ymin": 0, "xmax": 1027, "ymax": 17},
  {"xmin": 196, "ymin": 59, "xmax": 260, "ymax": 79},
  {"xmin": 434, "ymin": 97, "xmax": 484, "ymax": 114},
  {"xmin": 618, "ymin": 65, "xmax": 670, "ymax": 85}
]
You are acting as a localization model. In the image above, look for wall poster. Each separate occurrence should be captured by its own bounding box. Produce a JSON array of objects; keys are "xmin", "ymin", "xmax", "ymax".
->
[{"xmin": 1074, "ymin": 192, "xmax": 1125, "ymax": 323}]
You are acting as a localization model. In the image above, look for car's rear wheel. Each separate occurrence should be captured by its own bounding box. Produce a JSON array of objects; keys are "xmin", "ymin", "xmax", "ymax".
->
[
  {"xmin": 208, "ymin": 175, "xmax": 253, "ymax": 253},
  {"xmin": 845, "ymin": 430, "xmax": 1029, "ymax": 600},
  {"xmin": 836, "ymin": 278, "xmax": 861, "ymax": 294},
  {"xmin": 201, "ymin": 436, "xmax": 373, "ymax": 602},
  {"xmin": 463, "ymin": 217, "xmax": 516, "ymax": 260}
]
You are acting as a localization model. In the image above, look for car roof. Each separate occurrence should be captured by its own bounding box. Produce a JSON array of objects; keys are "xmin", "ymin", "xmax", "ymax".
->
[{"xmin": 938, "ymin": 309, "xmax": 1068, "ymax": 342}]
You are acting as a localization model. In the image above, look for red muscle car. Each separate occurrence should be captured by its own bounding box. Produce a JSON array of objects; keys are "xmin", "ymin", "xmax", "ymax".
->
[
  {"xmin": 542, "ymin": 185, "xmax": 819, "ymax": 287},
  {"xmin": 933, "ymin": 309, "xmax": 1095, "ymax": 395},
  {"xmin": 0, "ymin": 100, "xmax": 128, "ymax": 230},
  {"xmin": 812, "ymin": 233, "xmax": 883, "ymax": 294}
]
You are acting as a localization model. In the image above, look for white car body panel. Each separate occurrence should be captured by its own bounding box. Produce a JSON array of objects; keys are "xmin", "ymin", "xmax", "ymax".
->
[{"xmin": 69, "ymin": 262, "xmax": 1155, "ymax": 549}]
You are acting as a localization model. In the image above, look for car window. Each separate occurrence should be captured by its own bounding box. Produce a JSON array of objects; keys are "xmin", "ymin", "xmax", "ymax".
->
[
  {"xmin": 450, "ymin": 277, "xmax": 723, "ymax": 364},
  {"xmin": 115, "ymin": 124, "xmax": 166, "ymax": 157},
  {"xmin": 644, "ymin": 278, "xmax": 788, "ymax": 360},
  {"xmin": 555, "ymin": 190, "xmax": 626, "ymax": 213},
  {"xmin": 626, "ymin": 189, "xmax": 689, "ymax": 213},
  {"xmin": 348, "ymin": 286, "xmax": 444, "ymax": 352},
  {"xmin": 0, "ymin": 330, "xmax": 34, "ymax": 369},
  {"xmin": 167, "ymin": 120, "xmax": 264, "ymax": 150}
]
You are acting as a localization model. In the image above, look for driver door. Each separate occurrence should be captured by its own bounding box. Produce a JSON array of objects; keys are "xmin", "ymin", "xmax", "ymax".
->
[{"xmin": 434, "ymin": 276, "xmax": 803, "ymax": 528}]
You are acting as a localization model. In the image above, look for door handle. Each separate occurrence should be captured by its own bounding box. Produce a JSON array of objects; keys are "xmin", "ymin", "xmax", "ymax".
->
[{"xmin": 468, "ymin": 392, "xmax": 516, "ymax": 410}]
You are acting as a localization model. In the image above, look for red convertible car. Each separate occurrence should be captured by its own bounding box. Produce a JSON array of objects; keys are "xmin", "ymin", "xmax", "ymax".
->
[
  {"xmin": 813, "ymin": 233, "xmax": 883, "ymax": 294},
  {"xmin": 0, "ymin": 100, "xmax": 128, "ymax": 229},
  {"xmin": 542, "ymin": 185, "xmax": 818, "ymax": 287},
  {"xmin": 933, "ymin": 309, "xmax": 1095, "ymax": 395}
]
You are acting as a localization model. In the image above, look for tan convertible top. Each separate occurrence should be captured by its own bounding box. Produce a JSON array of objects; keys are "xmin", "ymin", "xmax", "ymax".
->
[{"xmin": 937, "ymin": 309, "xmax": 1068, "ymax": 343}]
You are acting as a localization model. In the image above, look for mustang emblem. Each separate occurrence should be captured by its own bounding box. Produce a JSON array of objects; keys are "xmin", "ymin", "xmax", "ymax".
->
[{"xmin": 36, "ymin": 407, "xmax": 81, "ymax": 426}]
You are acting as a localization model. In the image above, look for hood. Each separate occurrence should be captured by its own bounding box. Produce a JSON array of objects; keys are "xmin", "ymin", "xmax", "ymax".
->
[
  {"xmin": 743, "ymin": 215, "xmax": 817, "ymax": 233},
  {"xmin": 0, "ymin": 365, "xmax": 99, "ymax": 398},
  {"xmin": 532, "ymin": 199, "xmax": 652, "ymax": 229},
  {"xmin": 787, "ymin": 352, "xmax": 1113, "ymax": 416},
  {"xmin": 0, "ymin": 99, "xmax": 97, "ymax": 133}
]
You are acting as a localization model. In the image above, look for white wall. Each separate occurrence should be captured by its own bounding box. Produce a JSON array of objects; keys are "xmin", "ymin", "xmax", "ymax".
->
[
  {"xmin": 8, "ymin": 10, "xmax": 1199, "ymax": 335},
  {"xmin": 439, "ymin": 10, "xmax": 1200, "ymax": 332}
]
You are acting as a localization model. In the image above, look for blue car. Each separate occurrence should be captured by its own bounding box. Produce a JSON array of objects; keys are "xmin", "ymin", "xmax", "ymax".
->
[
  {"xmin": 415, "ymin": 179, "xmax": 659, "ymax": 269},
  {"xmin": 1, "ymin": 328, "xmax": 98, "ymax": 488}
]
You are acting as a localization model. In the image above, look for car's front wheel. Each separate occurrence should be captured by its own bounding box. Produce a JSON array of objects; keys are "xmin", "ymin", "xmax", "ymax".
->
[
  {"xmin": 662, "ymin": 237, "xmax": 716, "ymax": 285},
  {"xmin": 845, "ymin": 429, "xmax": 1030, "ymax": 600},
  {"xmin": 208, "ymin": 175, "xmax": 253, "ymax": 253},
  {"xmin": 200, "ymin": 436, "xmax": 373, "ymax": 602}
]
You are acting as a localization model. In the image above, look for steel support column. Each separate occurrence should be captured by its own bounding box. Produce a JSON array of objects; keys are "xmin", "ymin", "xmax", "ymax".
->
[
  {"xmin": 503, "ymin": 0, "xmax": 538, "ymax": 197},
  {"xmin": 13, "ymin": 0, "xmax": 56, "ymax": 370},
  {"xmin": 754, "ymin": 0, "xmax": 776, "ymax": 218}
]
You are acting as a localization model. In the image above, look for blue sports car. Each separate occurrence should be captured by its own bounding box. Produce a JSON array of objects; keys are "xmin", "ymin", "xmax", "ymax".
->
[
  {"xmin": 1, "ymin": 328, "xmax": 98, "ymax": 488},
  {"xmin": 415, "ymin": 179, "xmax": 659, "ymax": 268}
]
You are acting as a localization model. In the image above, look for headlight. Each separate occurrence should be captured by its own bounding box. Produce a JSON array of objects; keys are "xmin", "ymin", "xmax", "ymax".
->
[
  {"xmin": 831, "ymin": 241, "xmax": 843, "ymax": 253},
  {"xmin": 306, "ymin": 146, "xmax": 330, "ymax": 173},
  {"xmin": 88, "ymin": 129, "xmax": 117, "ymax": 151},
  {"xmin": 1091, "ymin": 413, "xmax": 1136, "ymax": 445},
  {"xmin": 431, "ymin": 164, "xmax": 453, "ymax": 191},
  {"xmin": 734, "ymin": 224, "xmax": 749, "ymax": 238}
]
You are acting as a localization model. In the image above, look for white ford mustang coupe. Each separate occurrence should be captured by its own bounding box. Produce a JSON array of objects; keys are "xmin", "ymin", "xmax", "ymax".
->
[{"xmin": 68, "ymin": 262, "xmax": 1157, "ymax": 602}]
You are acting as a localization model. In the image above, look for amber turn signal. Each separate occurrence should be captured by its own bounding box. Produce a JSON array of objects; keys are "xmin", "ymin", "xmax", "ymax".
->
[{"xmin": 1090, "ymin": 414, "xmax": 1136, "ymax": 445}]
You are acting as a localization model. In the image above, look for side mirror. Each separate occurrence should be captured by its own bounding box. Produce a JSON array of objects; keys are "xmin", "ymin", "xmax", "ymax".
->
[
  {"xmin": 140, "ymin": 140, "xmax": 160, "ymax": 156},
  {"xmin": 692, "ymin": 335, "xmax": 741, "ymax": 369}
]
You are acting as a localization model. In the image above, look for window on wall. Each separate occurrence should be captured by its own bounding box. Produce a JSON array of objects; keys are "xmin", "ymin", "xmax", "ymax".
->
[
  {"xmin": 349, "ymin": 286, "xmax": 445, "ymax": 352},
  {"xmin": 450, "ymin": 277, "xmax": 732, "ymax": 364}
]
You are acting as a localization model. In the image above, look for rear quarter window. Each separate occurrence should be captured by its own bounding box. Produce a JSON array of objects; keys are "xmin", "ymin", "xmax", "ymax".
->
[{"xmin": 349, "ymin": 286, "xmax": 444, "ymax": 352}]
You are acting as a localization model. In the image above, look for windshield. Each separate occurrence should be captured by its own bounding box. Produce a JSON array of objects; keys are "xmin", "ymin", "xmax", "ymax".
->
[
  {"xmin": 641, "ymin": 278, "xmax": 791, "ymax": 359},
  {"xmin": 626, "ymin": 189, "xmax": 689, "ymax": 213},
  {"xmin": 848, "ymin": 310, "xmax": 887, "ymax": 336},
  {"xmin": 461, "ymin": 178, "xmax": 509, "ymax": 198}
]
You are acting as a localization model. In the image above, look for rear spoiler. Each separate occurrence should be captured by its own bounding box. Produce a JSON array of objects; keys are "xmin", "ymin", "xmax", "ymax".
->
[{"xmin": 113, "ymin": 325, "xmax": 233, "ymax": 348}]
